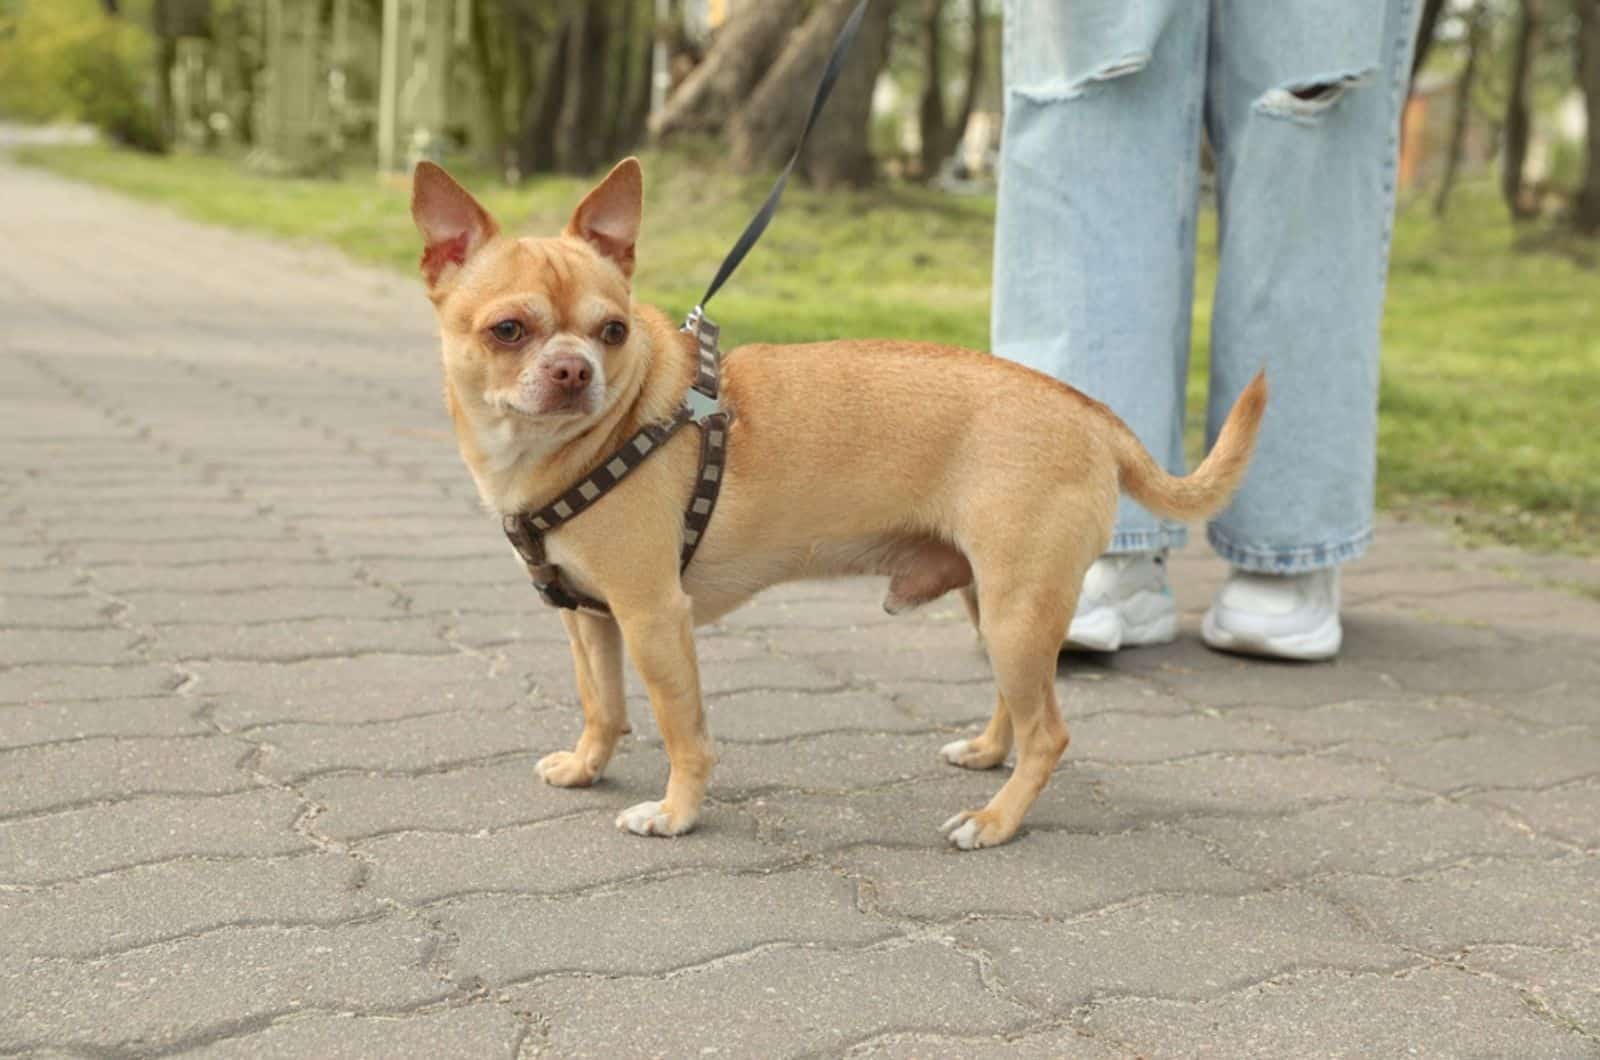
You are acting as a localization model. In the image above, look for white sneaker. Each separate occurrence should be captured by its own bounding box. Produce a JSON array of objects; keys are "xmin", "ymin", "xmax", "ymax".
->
[
  {"xmin": 1065, "ymin": 552, "xmax": 1179, "ymax": 652},
  {"xmin": 1202, "ymin": 568, "xmax": 1342, "ymax": 661}
]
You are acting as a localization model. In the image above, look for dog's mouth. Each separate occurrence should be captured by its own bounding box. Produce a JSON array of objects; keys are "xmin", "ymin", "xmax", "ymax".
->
[
  {"xmin": 500, "ymin": 392, "xmax": 594, "ymax": 422},
  {"xmin": 533, "ymin": 394, "xmax": 591, "ymax": 416}
]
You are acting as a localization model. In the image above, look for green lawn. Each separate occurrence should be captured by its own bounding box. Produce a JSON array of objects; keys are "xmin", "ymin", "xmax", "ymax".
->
[{"xmin": 15, "ymin": 143, "xmax": 1598, "ymax": 554}]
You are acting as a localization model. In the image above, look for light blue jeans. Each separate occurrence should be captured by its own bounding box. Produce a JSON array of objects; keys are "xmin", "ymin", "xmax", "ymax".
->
[{"xmin": 992, "ymin": 0, "xmax": 1421, "ymax": 573}]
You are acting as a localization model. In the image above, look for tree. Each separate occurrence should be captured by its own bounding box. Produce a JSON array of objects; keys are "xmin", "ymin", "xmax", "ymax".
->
[
  {"xmin": 729, "ymin": 0, "xmax": 898, "ymax": 188},
  {"xmin": 147, "ymin": 0, "xmax": 213, "ymax": 152},
  {"xmin": 1436, "ymin": 0, "xmax": 1489, "ymax": 216},
  {"xmin": 917, "ymin": 0, "xmax": 983, "ymax": 179},
  {"xmin": 1503, "ymin": 0, "xmax": 1542, "ymax": 219},
  {"xmin": 1575, "ymin": 0, "xmax": 1600, "ymax": 232},
  {"xmin": 604, "ymin": 0, "xmax": 655, "ymax": 162},
  {"xmin": 649, "ymin": 1, "xmax": 803, "ymax": 143},
  {"xmin": 1411, "ymin": 0, "xmax": 1449, "ymax": 90},
  {"xmin": 150, "ymin": 0, "xmax": 179, "ymax": 149},
  {"xmin": 468, "ymin": 0, "xmax": 518, "ymax": 168},
  {"xmin": 516, "ymin": 10, "xmax": 570, "ymax": 175},
  {"xmin": 555, "ymin": 1, "xmax": 612, "ymax": 171},
  {"xmin": 511, "ymin": 0, "xmax": 654, "ymax": 176}
]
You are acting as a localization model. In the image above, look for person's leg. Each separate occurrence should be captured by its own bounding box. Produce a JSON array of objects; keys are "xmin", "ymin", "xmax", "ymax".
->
[
  {"xmin": 1200, "ymin": 0, "xmax": 1421, "ymax": 658},
  {"xmin": 992, "ymin": 0, "xmax": 1206, "ymax": 557},
  {"xmin": 991, "ymin": 0, "xmax": 1208, "ymax": 651}
]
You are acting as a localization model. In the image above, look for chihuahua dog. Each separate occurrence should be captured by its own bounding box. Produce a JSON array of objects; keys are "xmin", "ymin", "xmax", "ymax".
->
[{"xmin": 411, "ymin": 157, "xmax": 1266, "ymax": 850}]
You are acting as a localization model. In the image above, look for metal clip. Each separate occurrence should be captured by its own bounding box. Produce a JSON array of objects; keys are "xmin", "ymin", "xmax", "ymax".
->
[{"xmin": 680, "ymin": 305, "xmax": 722, "ymax": 423}]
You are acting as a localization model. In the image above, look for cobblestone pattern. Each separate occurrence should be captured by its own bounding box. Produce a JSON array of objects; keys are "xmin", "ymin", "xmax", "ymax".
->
[{"xmin": 2, "ymin": 161, "xmax": 1598, "ymax": 1058}]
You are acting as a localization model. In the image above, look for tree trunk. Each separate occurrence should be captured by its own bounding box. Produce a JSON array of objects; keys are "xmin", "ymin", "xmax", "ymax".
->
[
  {"xmin": 949, "ymin": 0, "xmax": 983, "ymax": 164},
  {"xmin": 649, "ymin": 1, "xmax": 803, "ymax": 143},
  {"xmin": 1435, "ymin": 0, "xmax": 1486, "ymax": 218},
  {"xmin": 601, "ymin": 0, "xmax": 635, "ymax": 157},
  {"xmin": 1502, "ymin": 0, "xmax": 1540, "ymax": 220},
  {"xmin": 1575, "ymin": 0, "xmax": 1600, "ymax": 234},
  {"xmin": 554, "ymin": 2, "xmax": 611, "ymax": 172},
  {"xmin": 469, "ymin": 0, "xmax": 512, "ymax": 167},
  {"xmin": 917, "ymin": 0, "xmax": 946, "ymax": 178},
  {"xmin": 150, "ymin": 0, "xmax": 177, "ymax": 150},
  {"xmin": 1409, "ymin": 0, "xmax": 1447, "ymax": 91},
  {"xmin": 232, "ymin": 0, "xmax": 256, "ymax": 146},
  {"xmin": 608, "ymin": 0, "xmax": 655, "ymax": 158},
  {"xmin": 661, "ymin": 0, "xmax": 702, "ymax": 98},
  {"xmin": 519, "ymin": 16, "xmax": 571, "ymax": 174},
  {"xmin": 796, "ymin": 0, "xmax": 895, "ymax": 188},
  {"xmin": 729, "ymin": 0, "xmax": 897, "ymax": 188},
  {"xmin": 916, "ymin": 0, "xmax": 984, "ymax": 178}
]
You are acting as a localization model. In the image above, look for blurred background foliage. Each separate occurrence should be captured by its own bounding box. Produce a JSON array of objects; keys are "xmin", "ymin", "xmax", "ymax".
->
[
  {"xmin": 1, "ymin": 0, "xmax": 1596, "ymax": 553},
  {"xmin": 0, "ymin": 0, "xmax": 164, "ymax": 150}
]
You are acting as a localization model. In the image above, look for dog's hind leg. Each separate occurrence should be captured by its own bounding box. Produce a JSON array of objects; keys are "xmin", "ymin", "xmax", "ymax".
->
[
  {"xmin": 940, "ymin": 575, "xmax": 1077, "ymax": 850},
  {"xmin": 539, "ymin": 609, "xmax": 629, "ymax": 787},
  {"xmin": 939, "ymin": 575, "xmax": 1013, "ymax": 768}
]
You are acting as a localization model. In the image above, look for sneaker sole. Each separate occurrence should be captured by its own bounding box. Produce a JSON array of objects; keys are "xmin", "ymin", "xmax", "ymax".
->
[
  {"xmin": 1200, "ymin": 608, "xmax": 1341, "ymax": 661},
  {"xmin": 1065, "ymin": 601, "xmax": 1179, "ymax": 653}
]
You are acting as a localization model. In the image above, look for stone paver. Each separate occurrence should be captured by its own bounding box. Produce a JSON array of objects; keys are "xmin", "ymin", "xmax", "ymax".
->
[
  {"xmin": 1080, "ymin": 966, "xmax": 1593, "ymax": 1059},
  {"xmin": 2, "ymin": 158, "xmax": 1598, "ymax": 1056},
  {"xmin": 176, "ymin": 1006, "xmax": 528, "ymax": 1060}
]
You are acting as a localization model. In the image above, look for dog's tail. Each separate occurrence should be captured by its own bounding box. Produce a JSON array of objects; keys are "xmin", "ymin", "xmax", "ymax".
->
[{"xmin": 1108, "ymin": 371, "xmax": 1268, "ymax": 522}]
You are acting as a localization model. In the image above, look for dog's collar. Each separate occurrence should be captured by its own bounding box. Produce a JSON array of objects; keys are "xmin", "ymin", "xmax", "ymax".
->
[{"xmin": 502, "ymin": 309, "xmax": 729, "ymax": 614}]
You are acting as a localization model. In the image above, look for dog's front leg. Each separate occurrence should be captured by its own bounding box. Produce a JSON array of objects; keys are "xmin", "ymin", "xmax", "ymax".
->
[
  {"xmin": 538, "ymin": 609, "xmax": 629, "ymax": 788},
  {"xmin": 611, "ymin": 591, "xmax": 713, "ymax": 837}
]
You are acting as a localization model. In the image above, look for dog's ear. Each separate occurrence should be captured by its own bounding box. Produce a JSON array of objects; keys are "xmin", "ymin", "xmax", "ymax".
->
[
  {"xmin": 564, "ymin": 157, "xmax": 642, "ymax": 279},
  {"xmin": 411, "ymin": 162, "xmax": 499, "ymax": 293}
]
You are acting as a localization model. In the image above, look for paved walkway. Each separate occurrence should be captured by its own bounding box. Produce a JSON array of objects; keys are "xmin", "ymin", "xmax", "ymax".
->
[{"xmin": 2, "ymin": 158, "xmax": 1598, "ymax": 1058}]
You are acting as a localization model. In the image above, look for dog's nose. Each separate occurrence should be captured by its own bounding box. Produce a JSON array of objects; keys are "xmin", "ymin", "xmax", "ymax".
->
[{"xmin": 545, "ymin": 355, "xmax": 592, "ymax": 391}]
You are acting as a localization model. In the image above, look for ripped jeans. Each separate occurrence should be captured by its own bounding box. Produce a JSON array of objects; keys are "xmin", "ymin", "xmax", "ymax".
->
[{"xmin": 992, "ymin": 0, "xmax": 1421, "ymax": 573}]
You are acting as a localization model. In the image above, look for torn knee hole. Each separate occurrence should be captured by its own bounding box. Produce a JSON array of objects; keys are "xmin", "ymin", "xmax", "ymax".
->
[
  {"xmin": 1089, "ymin": 55, "xmax": 1148, "ymax": 83},
  {"xmin": 1291, "ymin": 82, "xmax": 1343, "ymax": 103},
  {"xmin": 1254, "ymin": 71, "xmax": 1371, "ymax": 122},
  {"xmin": 1011, "ymin": 52, "xmax": 1151, "ymax": 104}
]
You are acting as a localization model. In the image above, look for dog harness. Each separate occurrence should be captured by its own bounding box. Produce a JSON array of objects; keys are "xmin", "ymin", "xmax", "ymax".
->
[
  {"xmin": 499, "ymin": 0, "xmax": 869, "ymax": 615},
  {"xmin": 501, "ymin": 309, "xmax": 728, "ymax": 614}
]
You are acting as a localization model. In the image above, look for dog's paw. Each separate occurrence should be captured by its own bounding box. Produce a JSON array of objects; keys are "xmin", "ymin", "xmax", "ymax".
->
[
  {"xmin": 939, "ymin": 737, "xmax": 1007, "ymax": 770},
  {"xmin": 536, "ymin": 750, "xmax": 599, "ymax": 788},
  {"xmin": 939, "ymin": 809, "xmax": 1017, "ymax": 850},
  {"xmin": 615, "ymin": 800, "xmax": 696, "ymax": 837}
]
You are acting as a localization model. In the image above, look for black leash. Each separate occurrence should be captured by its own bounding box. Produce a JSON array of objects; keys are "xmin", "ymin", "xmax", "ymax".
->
[{"xmin": 694, "ymin": 0, "xmax": 871, "ymax": 314}]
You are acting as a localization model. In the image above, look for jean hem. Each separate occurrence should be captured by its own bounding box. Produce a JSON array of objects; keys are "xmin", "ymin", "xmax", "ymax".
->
[
  {"xmin": 1107, "ymin": 526, "xmax": 1189, "ymax": 555},
  {"xmin": 1206, "ymin": 524, "xmax": 1373, "ymax": 573}
]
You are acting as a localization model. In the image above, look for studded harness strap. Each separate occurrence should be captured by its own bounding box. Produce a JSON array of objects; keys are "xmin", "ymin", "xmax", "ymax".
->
[{"xmin": 501, "ymin": 310, "xmax": 728, "ymax": 615}]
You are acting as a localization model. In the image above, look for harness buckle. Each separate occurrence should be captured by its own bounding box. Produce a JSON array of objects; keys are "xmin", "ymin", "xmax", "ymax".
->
[
  {"xmin": 680, "ymin": 305, "xmax": 723, "ymax": 422},
  {"xmin": 684, "ymin": 385, "xmax": 721, "ymax": 422}
]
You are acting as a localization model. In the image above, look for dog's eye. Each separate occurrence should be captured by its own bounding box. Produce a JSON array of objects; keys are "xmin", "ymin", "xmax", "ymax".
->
[
  {"xmin": 488, "ymin": 320, "xmax": 525, "ymax": 345},
  {"xmin": 600, "ymin": 320, "xmax": 628, "ymax": 346}
]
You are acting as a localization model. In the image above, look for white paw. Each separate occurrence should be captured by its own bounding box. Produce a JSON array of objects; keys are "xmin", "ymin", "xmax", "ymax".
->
[
  {"xmin": 940, "ymin": 812, "xmax": 985, "ymax": 850},
  {"xmin": 536, "ymin": 750, "xmax": 596, "ymax": 787},
  {"xmin": 939, "ymin": 738, "xmax": 1004, "ymax": 770},
  {"xmin": 614, "ymin": 800, "xmax": 692, "ymax": 837},
  {"xmin": 939, "ymin": 738, "xmax": 974, "ymax": 765}
]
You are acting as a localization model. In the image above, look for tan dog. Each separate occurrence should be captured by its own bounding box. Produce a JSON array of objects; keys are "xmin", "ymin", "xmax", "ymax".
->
[{"xmin": 411, "ymin": 157, "xmax": 1266, "ymax": 850}]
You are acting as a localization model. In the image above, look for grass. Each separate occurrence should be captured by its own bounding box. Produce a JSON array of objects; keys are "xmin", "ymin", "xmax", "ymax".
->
[{"xmin": 14, "ymin": 143, "xmax": 1598, "ymax": 554}]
